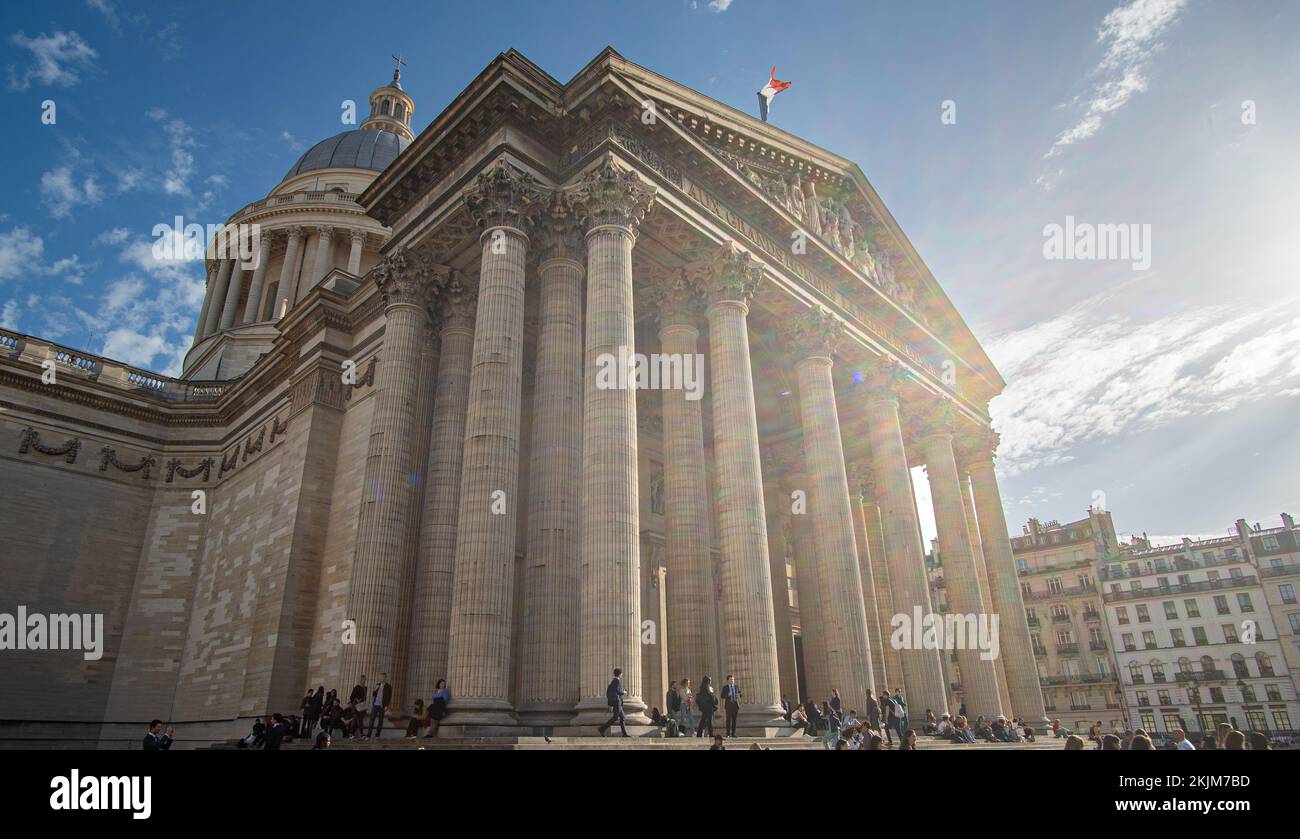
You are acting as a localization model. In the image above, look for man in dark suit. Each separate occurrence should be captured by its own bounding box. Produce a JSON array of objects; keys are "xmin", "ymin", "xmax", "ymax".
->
[
  {"xmin": 349, "ymin": 675, "xmax": 368, "ymax": 736},
  {"xmin": 143, "ymin": 720, "xmax": 173, "ymax": 750},
  {"xmin": 264, "ymin": 713, "xmax": 290, "ymax": 750},
  {"xmin": 722, "ymin": 674, "xmax": 742, "ymax": 737},
  {"xmin": 366, "ymin": 673, "xmax": 393, "ymax": 738},
  {"xmin": 598, "ymin": 667, "xmax": 630, "ymax": 737}
]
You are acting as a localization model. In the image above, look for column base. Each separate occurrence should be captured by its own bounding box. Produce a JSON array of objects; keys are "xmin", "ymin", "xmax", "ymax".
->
[
  {"xmin": 737, "ymin": 704, "xmax": 789, "ymax": 729},
  {"xmin": 571, "ymin": 698, "xmax": 650, "ymax": 727},
  {"xmin": 441, "ymin": 698, "xmax": 517, "ymax": 726},
  {"xmin": 516, "ymin": 702, "xmax": 578, "ymax": 728}
]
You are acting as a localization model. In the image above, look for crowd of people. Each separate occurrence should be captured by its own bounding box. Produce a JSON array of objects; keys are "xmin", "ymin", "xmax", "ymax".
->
[{"xmin": 1058, "ymin": 720, "xmax": 1276, "ymax": 750}]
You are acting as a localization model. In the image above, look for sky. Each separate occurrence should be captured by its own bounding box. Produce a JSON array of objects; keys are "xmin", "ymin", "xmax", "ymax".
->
[{"xmin": 1, "ymin": 0, "xmax": 1297, "ymax": 546}]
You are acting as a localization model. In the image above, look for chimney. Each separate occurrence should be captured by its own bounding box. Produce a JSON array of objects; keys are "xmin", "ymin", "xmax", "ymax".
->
[{"xmin": 1283, "ymin": 513, "xmax": 1295, "ymax": 530}]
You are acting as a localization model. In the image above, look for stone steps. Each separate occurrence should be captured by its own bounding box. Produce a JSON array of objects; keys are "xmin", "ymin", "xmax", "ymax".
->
[{"xmin": 211, "ymin": 733, "xmax": 1064, "ymax": 751}]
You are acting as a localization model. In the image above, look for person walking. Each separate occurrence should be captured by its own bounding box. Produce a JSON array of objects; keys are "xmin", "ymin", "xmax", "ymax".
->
[
  {"xmin": 598, "ymin": 667, "xmax": 630, "ymax": 737},
  {"xmin": 820, "ymin": 701, "xmax": 842, "ymax": 750},
  {"xmin": 666, "ymin": 680, "xmax": 681, "ymax": 727},
  {"xmin": 349, "ymin": 675, "xmax": 368, "ymax": 736},
  {"xmin": 864, "ymin": 689, "xmax": 880, "ymax": 732},
  {"xmin": 695, "ymin": 675, "xmax": 718, "ymax": 737},
  {"xmin": 721, "ymin": 674, "xmax": 742, "ymax": 737}
]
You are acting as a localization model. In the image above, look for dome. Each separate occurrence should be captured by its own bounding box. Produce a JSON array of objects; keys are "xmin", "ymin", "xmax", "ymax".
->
[{"xmin": 282, "ymin": 128, "xmax": 409, "ymax": 180}]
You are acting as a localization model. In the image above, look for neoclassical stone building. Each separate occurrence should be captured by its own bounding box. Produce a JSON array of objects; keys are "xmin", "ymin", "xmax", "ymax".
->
[{"xmin": 0, "ymin": 49, "xmax": 1044, "ymax": 744}]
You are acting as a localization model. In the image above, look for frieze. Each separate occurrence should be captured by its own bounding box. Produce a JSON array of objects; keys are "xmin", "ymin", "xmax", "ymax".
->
[
  {"xmin": 165, "ymin": 457, "xmax": 213, "ymax": 483},
  {"xmin": 98, "ymin": 446, "xmax": 156, "ymax": 480},
  {"xmin": 18, "ymin": 426, "xmax": 81, "ymax": 463}
]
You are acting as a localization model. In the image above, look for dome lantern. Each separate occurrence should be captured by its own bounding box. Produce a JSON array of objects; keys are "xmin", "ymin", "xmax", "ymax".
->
[{"xmin": 360, "ymin": 53, "xmax": 415, "ymax": 142}]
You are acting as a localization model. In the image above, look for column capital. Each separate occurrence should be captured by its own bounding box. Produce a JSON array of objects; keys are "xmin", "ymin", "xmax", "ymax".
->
[
  {"xmin": 315, "ymin": 224, "xmax": 335, "ymax": 240},
  {"xmin": 955, "ymin": 426, "xmax": 1000, "ymax": 467},
  {"xmin": 372, "ymin": 247, "xmax": 447, "ymax": 313},
  {"xmin": 464, "ymin": 161, "xmax": 546, "ymax": 234},
  {"xmin": 644, "ymin": 267, "xmax": 702, "ymax": 331},
  {"xmin": 534, "ymin": 191, "xmax": 586, "ymax": 264},
  {"xmin": 847, "ymin": 458, "xmax": 877, "ymax": 500},
  {"xmin": 436, "ymin": 270, "xmax": 478, "ymax": 330},
  {"xmin": 914, "ymin": 399, "xmax": 960, "ymax": 441},
  {"xmin": 566, "ymin": 156, "xmax": 655, "ymax": 236},
  {"xmin": 349, "ymin": 229, "xmax": 368, "ymax": 246},
  {"xmin": 695, "ymin": 240, "xmax": 764, "ymax": 306},
  {"xmin": 788, "ymin": 304, "xmax": 845, "ymax": 360},
  {"xmin": 862, "ymin": 355, "xmax": 909, "ymax": 401}
]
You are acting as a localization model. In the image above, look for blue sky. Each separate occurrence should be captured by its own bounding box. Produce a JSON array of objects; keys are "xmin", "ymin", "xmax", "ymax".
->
[{"xmin": 1, "ymin": 0, "xmax": 1298, "ymax": 544}]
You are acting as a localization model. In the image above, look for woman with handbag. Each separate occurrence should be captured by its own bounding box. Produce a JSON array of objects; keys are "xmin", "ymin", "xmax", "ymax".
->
[{"xmin": 427, "ymin": 679, "xmax": 451, "ymax": 738}]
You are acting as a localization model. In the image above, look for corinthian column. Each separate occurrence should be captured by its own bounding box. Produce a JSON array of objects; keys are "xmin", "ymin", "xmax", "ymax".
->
[
  {"xmin": 855, "ymin": 465, "xmax": 903, "ymax": 690},
  {"xmin": 445, "ymin": 163, "xmax": 543, "ymax": 725},
  {"xmin": 406, "ymin": 274, "xmax": 477, "ymax": 703},
  {"xmin": 789, "ymin": 306, "xmax": 874, "ymax": 703},
  {"xmin": 958, "ymin": 466, "xmax": 1014, "ymax": 715},
  {"xmin": 962, "ymin": 429, "xmax": 1049, "ymax": 725},
  {"xmin": 193, "ymin": 262, "xmax": 215, "ymax": 342},
  {"xmin": 339, "ymin": 247, "xmax": 441, "ymax": 689},
  {"xmin": 917, "ymin": 401, "xmax": 1003, "ymax": 719},
  {"xmin": 201, "ymin": 259, "xmax": 232, "ymax": 337},
  {"xmin": 862, "ymin": 358, "xmax": 948, "ymax": 717},
  {"xmin": 648, "ymin": 270, "xmax": 712, "ymax": 692},
  {"xmin": 348, "ymin": 230, "xmax": 367, "ymax": 276},
  {"xmin": 847, "ymin": 459, "xmax": 888, "ymax": 691},
  {"xmin": 787, "ymin": 463, "xmax": 827, "ymax": 703},
  {"xmin": 241, "ymin": 237, "xmax": 272, "ymax": 324},
  {"xmin": 568, "ymin": 158, "xmax": 655, "ymax": 725},
  {"xmin": 274, "ymin": 226, "xmax": 304, "ymax": 319},
  {"xmin": 762, "ymin": 475, "xmax": 799, "ymax": 701},
  {"xmin": 300, "ymin": 225, "xmax": 333, "ymax": 301},
  {"xmin": 699, "ymin": 242, "xmax": 784, "ymax": 728},
  {"xmin": 517, "ymin": 198, "xmax": 585, "ymax": 725},
  {"xmin": 218, "ymin": 259, "xmax": 246, "ymax": 330}
]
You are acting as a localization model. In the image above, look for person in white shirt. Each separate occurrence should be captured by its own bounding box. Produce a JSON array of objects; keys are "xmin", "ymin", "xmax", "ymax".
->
[{"xmin": 1173, "ymin": 729, "xmax": 1196, "ymax": 750}]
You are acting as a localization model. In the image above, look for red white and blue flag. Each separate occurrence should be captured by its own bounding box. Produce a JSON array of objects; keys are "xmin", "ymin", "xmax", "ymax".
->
[{"xmin": 756, "ymin": 66, "xmax": 792, "ymax": 122}]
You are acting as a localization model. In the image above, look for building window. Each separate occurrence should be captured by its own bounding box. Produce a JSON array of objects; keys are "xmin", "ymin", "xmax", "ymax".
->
[
  {"xmin": 1256, "ymin": 652, "xmax": 1275, "ymax": 677},
  {"xmin": 1282, "ymin": 584, "xmax": 1297, "ymax": 605},
  {"xmin": 1237, "ymin": 593, "xmax": 1254, "ymax": 613},
  {"xmin": 1136, "ymin": 690, "xmax": 1150, "ymax": 706},
  {"xmin": 1209, "ymin": 687, "xmax": 1224, "ymax": 703},
  {"xmin": 1184, "ymin": 599, "xmax": 1200, "ymax": 618},
  {"xmin": 1151, "ymin": 660, "xmax": 1166, "ymax": 682},
  {"xmin": 1263, "ymin": 534, "xmax": 1280, "ymax": 550},
  {"xmin": 1266, "ymin": 684, "xmax": 1283, "ymax": 702},
  {"xmin": 1232, "ymin": 655, "xmax": 1249, "ymax": 679},
  {"xmin": 1223, "ymin": 623, "xmax": 1238, "ymax": 643},
  {"xmin": 1136, "ymin": 605, "xmax": 1150, "ymax": 623},
  {"xmin": 1128, "ymin": 662, "xmax": 1144, "ymax": 684},
  {"xmin": 1170, "ymin": 628, "xmax": 1185, "ymax": 647},
  {"xmin": 1048, "ymin": 577, "xmax": 1063, "ymax": 593},
  {"xmin": 1140, "ymin": 712, "xmax": 1156, "ymax": 732},
  {"xmin": 1274, "ymin": 711, "xmax": 1292, "ymax": 730},
  {"xmin": 1214, "ymin": 595, "xmax": 1230, "ymax": 616},
  {"xmin": 1246, "ymin": 710, "xmax": 1267, "ymax": 731},
  {"xmin": 1192, "ymin": 626, "xmax": 1208, "ymax": 645},
  {"xmin": 1122, "ymin": 633, "xmax": 1136, "ymax": 651},
  {"xmin": 1164, "ymin": 601, "xmax": 1179, "ymax": 620},
  {"xmin": 1158, "ymin": 689, "xmax": 1172, "ymax": 705},
  {"xmin": 1117, "ymin": 607, "xmax": 1130, "ymax": 625},
  {"xmin": 1241, "ymin": 683, "xmax": 1256, "ymax": 702},
  {"xmin": 1229, "ymin": 567, "xmax": 1243, "ymax": 579},
  {"xmin": 1161, "ymin": 713, "xmax": 1182, "ymax": 732},
  {"xmin": 1143, "ymin": 631, "xmax": 1158, "ymax": 651},
  {"xmin": 1287, "ymin": 613, "xmax": 1300, "ymax": 634}
]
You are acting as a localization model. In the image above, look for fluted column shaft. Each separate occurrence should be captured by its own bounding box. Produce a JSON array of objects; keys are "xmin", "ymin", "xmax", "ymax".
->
[
  {"xmin": 218, "ymin": 260, "xmax": 245, "ymax": 330},
  {"xmin": 968, "ymin": 453, "xmax": 1049, "ymax": 724},
  {"xmin": 299, "ymin": 226, "xmax": 333, "ymax": 301},
  {"xmin": 574, "ymin": 223, "xmax": 645, "ymax": 723},
  {"xmin": 789, "ymin": 468, "xmax": 826, "ymax": 704},
  {"xmin": 658, "ymin": 320, "xmax": 713, "ymax": 690},
  {"xmin": 446, "ymin": 226, "xmax": 528, "ymax": 724},
  {"xmin": 193, "ymin": 264, "xmax": 215, "ymax": 342},
  {"xmin": 848, "ymin": 477, "xmax": 888, "ymax": 693},
  {"xmin": 763, "ymin": 480, "xmax": 799, "ymax": 702},
  {"xmin": 706, "ymin": 292, "xmax": 784, "ymax": 727},
  {"xmin": 921, "ymin": 425, "xmax": 1003, "ymax": 719},
  {"xmin": 960, "ymin": 470, "xmax": 1013, "ymax": 715},
  {"xmin": 241, "ymin": 244, "xmax": 272, "ymax": 324},
  {"xmin": 406, "ymin": 283, "xmax": 475, "ymax": 705},
  {"xmin": 863, "ymin": 376, "xmax": 948, "ymax": 716},
  {"xmin": 348, "ymin": 231, "xmax": 366, "ymax": 275},
  {"xmin": 794, "ymin": 354, "xmax": 874, "ymax": 702},
  {"xmin": 860, "ymin": 486, "xmax": 903, "ymax": 690},
  {"xmin": 518, "ymin": 254, "xmax": 584, "ymax": 724},
  {"xmin": 339, "ymin": 253, "xmax": 435, "ymax": 688},
  {"xmin": 201, "ymin": 259, "xmax": 233, "ymax": 338},
  {"xmin": 275, "ymin": 227, "xmax": 304, "ymax": 319}
]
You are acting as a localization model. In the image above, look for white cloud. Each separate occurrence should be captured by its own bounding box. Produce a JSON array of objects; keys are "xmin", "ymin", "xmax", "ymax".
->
[
  {"xmin": 40, "ymin": 165, "xmax": 103, "ymax": 218},
  {"xmin": 987, "ymin": 287, "xmax": 1300, "ymax": 476},
  {"xmin": 708, "ymin": 0, "xmax": 734, "ymax": 11},
  {"xmin": 1042, "ymin": 0, "xmax": 1187, "ymax": 167},
  {"xmin": 85, "ymin": 0, "xmax": 121, "ymax": 32},
  {"xmin": 0, "ymin": 226, "xmax": 45, "ymax": 280},
  {"xmin": 6, "ymin": 30, "xmax": 98, "ymax": 90},
  {"xmin": 146, "ymin": 107, "xmax": 197, "ymax": 196},
  {"xmin": 0, "ymin": 299, "xmax": 20, "ymax": 330},
  {"xmin": 94, "ymin": 227, "xmax": 131, "ymax": 246}
]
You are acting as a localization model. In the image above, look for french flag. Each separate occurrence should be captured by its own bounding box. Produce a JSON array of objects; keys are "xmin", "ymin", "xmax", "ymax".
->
[{"xmin": 756, "ymin": 66, "xmax": 792, "ymax": 123}]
